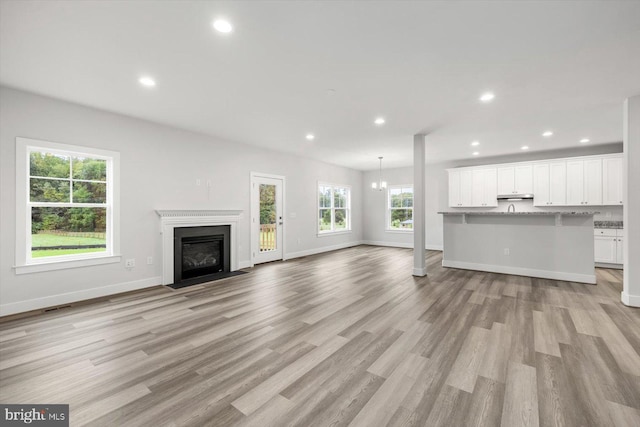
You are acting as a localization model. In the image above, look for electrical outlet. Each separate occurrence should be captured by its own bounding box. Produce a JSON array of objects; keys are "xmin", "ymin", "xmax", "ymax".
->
[
  {"xmin": 297, "ymin": 238, "xmax": 301, "ymax": 245},
  {"xmin": 504, "ymin": 248, "xmax": 510, "ymax": 256},
  {"xmin": 196, "ymin": 178, "xmax": 201, "ymax": 186},
  {"xmin": 125, "ymin": 259, "xmax": 136, "ymax": 268},
  {"xmin": 147, "ymin": 256, "xmax": 153, "ymax": 265}
]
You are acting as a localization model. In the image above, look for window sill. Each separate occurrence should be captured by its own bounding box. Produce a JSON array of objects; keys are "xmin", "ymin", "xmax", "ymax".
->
[
  {"xmin": 317, "ymin": 230, "xmax": 352, "ymax": 237},
  {"xmin": 385, "ymin": 229, "xmax": 414, "ymax": 234},
  {"xmin": 14, "ymin": 255, "xmax": 122, "ymax": 275}
]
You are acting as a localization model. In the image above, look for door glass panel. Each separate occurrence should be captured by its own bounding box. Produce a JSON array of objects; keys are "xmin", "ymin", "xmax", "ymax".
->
[{"xmin": 259, "ymin": 184, "xmax": 277, "ymax": 252}]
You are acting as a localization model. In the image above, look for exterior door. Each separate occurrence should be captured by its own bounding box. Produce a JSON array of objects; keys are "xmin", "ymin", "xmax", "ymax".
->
[{"xmin": 251, "ymin": 174, "xmax": 284, "ymax": 264}]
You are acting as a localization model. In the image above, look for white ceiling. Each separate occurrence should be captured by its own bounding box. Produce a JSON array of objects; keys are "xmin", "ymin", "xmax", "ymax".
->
[{"xmin": 2, "ymin": 1, "xmax": 639, "ymax": 170}]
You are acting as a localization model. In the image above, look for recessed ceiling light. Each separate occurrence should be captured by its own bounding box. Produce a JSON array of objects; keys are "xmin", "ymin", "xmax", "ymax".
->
[
  {"xmin": 213, "ymin": 19, "xmax": 233, "ymax": 33},
  {"xmin": 479, "ymin": 92, "xmax": 495, "ymax": 102},
  {"xmin": 542, "ymin": 131, "xmax": 553, "ymax": 137},
  {"xmin": 306, "ymin": 134, "xmax": 315, "ymax": 141},
  {"xmin": 138, "ymin": 76, "xmax": 156, "ymax": 87},
  {"xmin": 472, "ymin": 152, "xmax": 479, "ymax": 156},
  {"xmin": 471, "ymin": 141, "xmax": 480, "ymax": 146},
  {"xmin": 374, "ymin": 117, "xmax": 385, "ymax": 125},
  {"xmin": 580, "ymin": 138, "xmax": 590, "ymax": 143},
  {"xmin": 521, "ymin": 145, "xmax": 529, "ymax": 150}
]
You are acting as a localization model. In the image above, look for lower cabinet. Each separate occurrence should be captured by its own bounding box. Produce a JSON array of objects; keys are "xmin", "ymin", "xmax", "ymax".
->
[
  {"xmin": 594, "ymin": 229, "xmax": 624, "ymax": 265},
  {"xmin": 616, "ymin": 236, "xmax": 624, "ymax": 264}
]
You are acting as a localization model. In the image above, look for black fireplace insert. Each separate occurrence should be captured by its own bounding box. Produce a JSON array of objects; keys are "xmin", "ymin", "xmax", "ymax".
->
[{"xmin": 173, "ymin": 225, "xmax": 231, "ymax": 287}]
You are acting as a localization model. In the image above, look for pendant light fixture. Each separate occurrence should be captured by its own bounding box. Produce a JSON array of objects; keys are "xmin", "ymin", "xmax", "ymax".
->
[{"xmin": 371, "ymin": 156, "xmax": 387, "ymax": 190}]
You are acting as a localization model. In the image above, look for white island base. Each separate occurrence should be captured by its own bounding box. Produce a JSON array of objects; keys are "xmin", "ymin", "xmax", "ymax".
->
[{"xmin": 439, "ymin": 212, "xmax": 597, "ymax": 284}]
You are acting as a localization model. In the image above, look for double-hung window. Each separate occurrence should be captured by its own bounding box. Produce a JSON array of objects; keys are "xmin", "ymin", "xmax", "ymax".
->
[
  {"xmin": 388, "ymin": 185, "xmax": 413, "ymax": 230},
  {"xmin": 318, "ymin": 183, "xmax": 351, "ymax": 234},
  {"xmin": 15, "ymin": 137, "xmax": 120, "ymax": 273}
]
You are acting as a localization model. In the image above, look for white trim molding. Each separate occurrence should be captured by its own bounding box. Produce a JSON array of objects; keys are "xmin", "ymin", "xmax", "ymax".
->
[
  {"xmin": 156, "ymin": 210, "xmax": 243, "ymax": 285},
  {"xmin": 442, "ymin": 259, "xmax": 596, "ymax": 284},
  {"xmin": 0, "ymin": 276, "xmax": 160, "ymax": 317},
  {"xmin": 285, "ymin": 241, "xmax": 363, "ymax": 260},
  {"xmin": 361, "ymin": 240, "xmax": 443, "ymax": 251},
  {"xmin": 621, "ymin": 291, "xmax": 640, "ymax": 307}
]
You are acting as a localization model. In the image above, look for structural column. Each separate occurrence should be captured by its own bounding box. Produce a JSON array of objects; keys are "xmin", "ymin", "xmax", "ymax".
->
[
  {"xmin": 413, "ymin": 134, "xmax": 427, "ymax": 276},
  {"xmin": 622, "ymin": 96, "xmax": 640, "ymax": 307}
]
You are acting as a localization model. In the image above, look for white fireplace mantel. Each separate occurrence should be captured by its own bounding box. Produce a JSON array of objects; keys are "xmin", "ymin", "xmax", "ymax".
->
[{"xmin": 156, "ymin": 210, "xmax": 243, "ymax": 285}]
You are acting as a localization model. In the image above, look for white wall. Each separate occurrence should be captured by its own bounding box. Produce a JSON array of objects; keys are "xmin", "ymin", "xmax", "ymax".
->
[
  {"xmin": 362, "ymin": 145, "xmax": 623, "ymax": 250},
  {"xmin": 0, "ymin": 87, "xmax": 363, "ymax": 315}
]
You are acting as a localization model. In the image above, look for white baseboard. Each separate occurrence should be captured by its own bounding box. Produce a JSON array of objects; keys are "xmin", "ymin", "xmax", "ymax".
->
[
  {"xmin": 595, "ymin": 262, "xmax": 623, "ymax": 270},
  {"xmin": 285, "ymin": 240, "xmax": 364, "ymax": 260},
  {"xmin": 237, "ymin": 260, "xmax": 252, "ymax": 270},
  {"xmin": 361, "ymin": 240, "xmax": 443, "ymax": 251},
  {"xmin": 621, "ymin": 291, "xmax": 640, "ymax": 307},
  {"xmin": 362, "ymin": 240, "xmax": 412, "ymax": 249},
  {"xmin": 0, "ymin": 276, "xmax": 161, "ymax": 317},
  {"xmin": 441, "ymin": 260, "xmax": 596, "ymax": 284}
]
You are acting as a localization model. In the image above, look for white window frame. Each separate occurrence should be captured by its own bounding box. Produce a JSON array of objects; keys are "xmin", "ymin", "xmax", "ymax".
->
[
  {"xmin": 15, "ymin": 137, "xmax": 121, "ymax": 274},
  {"xmin": 317, "ymin": 182, "xmax": 351, "ymax": 236},
  {"xmin": 387, "ymin": 184, "xmax": 414, "ymax": 233}
]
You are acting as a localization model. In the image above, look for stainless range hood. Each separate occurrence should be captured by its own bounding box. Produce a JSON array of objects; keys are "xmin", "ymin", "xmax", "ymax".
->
[{"xmin": 497, "ymin": 194, "xmax": 534, "ymax": 201}]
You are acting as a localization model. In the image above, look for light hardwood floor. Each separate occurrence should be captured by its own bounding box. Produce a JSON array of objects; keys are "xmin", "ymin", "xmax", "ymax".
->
[{"xmin": 1, "ymin": 246, "xmax": 639, "ymax": 426}]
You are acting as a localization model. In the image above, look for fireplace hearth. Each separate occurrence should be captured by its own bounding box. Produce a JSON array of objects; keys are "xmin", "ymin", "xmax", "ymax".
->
[{"xmin": 173, "ymin": 225, "xmax": 231, "ymax": 287}]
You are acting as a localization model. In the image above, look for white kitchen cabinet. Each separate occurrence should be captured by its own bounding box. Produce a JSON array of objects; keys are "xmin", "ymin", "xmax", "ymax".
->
[
  {"xmin": 594, "ymin": 228, "xmax": 624, "ymax": 265},
  {"xmin": 566, "ymin": 159, "xmax": 602, "ymax": 206},
  {"xmin": 497, "ymin": 165, "xmax": 532, "ymax": 195},
  {"xmin": 549, "ymin": 162, "xmax": 567, "ymax": 205},
  {"xmin": 497, "ymin": 167, "xmax": 515, "ymax": 196},
  {"xmin": 449, "ymin": 168, "xmax": 494, "ymax": 207},
  {"xmin": 603, "ymin": 156, "xmax": 624, "ymax": 205},
  {"xmin": 594, "ymin": 235, "xmax": 617, "ymax": 263},
  {"xmin": 533, "ymin": 163, "xmax": 550, "ymax": 206},
  {"xmin": 448, "ymin": 169, "xmax": 473, "ymax": 207},
  {"xmin": 533, "ymin": 162, "xmax": 566, "ymax": 206},
  {"xmin": 616, "ymin": 237, "xmax": 624, "ymax": 264},
  {"xmin": 584, "ymin": 159, "xmax": 603, "ymax": 205},
  {"xmin": 460, "ymin": 170, "xmax": 473, "ymax": 207},
  {"xmin": 472, "ymin": 168, "xmax": 497, "ymax": 207},
  {"xmin": 448, "ymin": 153, "xmax": 619, "ymax": 210},
  {"xmin": 449, "ymin": 170, "xmax": 461, "ymax": 207},
  {"xmin": 616, "ymin": 229, "xmax": 624, "ymax": 264}
]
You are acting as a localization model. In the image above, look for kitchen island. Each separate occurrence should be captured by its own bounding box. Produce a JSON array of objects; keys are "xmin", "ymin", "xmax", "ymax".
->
[{"xmin": 438, "ymin": 211, "xmax": 598, "ymax": 284}]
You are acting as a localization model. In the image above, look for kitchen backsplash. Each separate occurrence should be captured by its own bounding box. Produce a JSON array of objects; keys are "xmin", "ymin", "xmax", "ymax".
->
[{"xmin": 493, "ymin": 200, "xmax": 623, "ymax": 221}]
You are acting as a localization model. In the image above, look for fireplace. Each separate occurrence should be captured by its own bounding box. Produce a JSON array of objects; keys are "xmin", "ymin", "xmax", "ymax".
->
[
  {"xmin": 173, "ymin": 225, "xmax": 230, "ymax": 286},
  {"xmin": 156, "ymin": 210, "xmax": 243, "ymax": 286}
]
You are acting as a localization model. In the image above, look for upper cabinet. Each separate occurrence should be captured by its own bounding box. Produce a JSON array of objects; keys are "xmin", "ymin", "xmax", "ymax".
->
[
  {"xmin": 472, "ymin": 168, "xmax": 498, "ymax": 207},
  {"xmin": 533, "ymin": 162, "xmax": 566, "ymax": 206},
  {"xmin": 449, "ymin": 169, "xmax": 473, "ymax": 207},
  {"xmin": 602, "ymin": 156, "xmax": 624, "ymax": 205},
  {"xmin": 448, "ymin": 153, "xmax": 622, "ymax": 208},
  {"xmin": 497, "ymin": 165, "xmax": 533, "ymax": 195},
  {"xmin": 566, "ymin": 159, "xmax": 602, "ymax": 205},
  {"xmin": 449, "ymin": 168, "xmax": 495, "ymax": 207}
]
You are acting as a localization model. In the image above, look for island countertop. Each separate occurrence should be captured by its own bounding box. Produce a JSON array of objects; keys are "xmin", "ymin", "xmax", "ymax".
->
[{"xmin": 438, "ymin": 211, "xmax": 599, "ymax": 216}]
